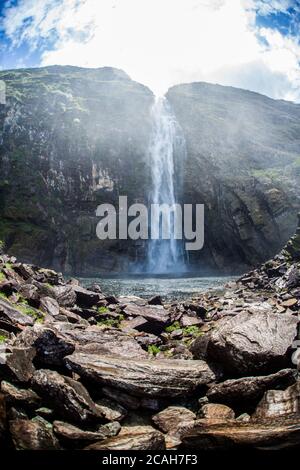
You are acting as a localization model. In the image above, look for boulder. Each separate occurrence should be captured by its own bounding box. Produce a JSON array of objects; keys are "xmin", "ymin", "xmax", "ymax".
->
[
  {"xmin": 10, "ymin": 417, "xmax": 60, "ymax": 450},
  {"xmin": 206, "ymin": 369, "xmax": 297, "ymax": 408},
  {"xmin": 65, "ymin": 353, "xmax": 219, "ymax": 398},
  {"xmin": 52, "ymin": 285, "xmax": 76, "ymax": 308},
  {"xmin": 85, "ymin": 425, "xmax": 165, "ymax": 450},
  {"xmin": 96, "ymin": 398, "xmax": 127, "ymax": 422},
  {"xmin": 148, "ymin": 296, "xmax": 163, "ymax": 306},
  {"xmin": 122, "ymin": 303, "xmax": 170, "ymax": 334},
  {"xmin": 204, "ymin": 311, "xmax": 298, "ymax": 375},
  {"xmin": 73, "ymin": 285, "xmax": 103, "ymax": 308},
  {"xmin": 1, "ymin": 381, "xmax": 41, "ymax": 407},
  {"xmin": 152, "ymin": 406, "xmax": 196, "ymax": 433},
  {"xmin": 31, "ymin": 369, "xmax": 102, "ymax": 424},
  {"xmin": 0, "ymin": 298, "xmax": 34, "ymax": 331},
  {"xmin": 179, "ymin": 417, "xmax": 300, "ymax": 450},
  {"xmin": 39, "ymin": 297, "xmax": 60, "ymax": 317},
  {"xmin": 252, "ymin": 382, "xmax": 300, "ymax": 420},
  {"xmin": 14, "ymin": 325, "xmax": 75, "ymax": 366},
  {"xmin": 1, "ymin": 347, "xmax": 35, "ymax": 383},
  {"xmin": 53, "ymin": 420, "xmax": 120, "ymax": 443},
  {"xmin": 199, "ymin": 403, "xmax": 235, "ymax": 421}
]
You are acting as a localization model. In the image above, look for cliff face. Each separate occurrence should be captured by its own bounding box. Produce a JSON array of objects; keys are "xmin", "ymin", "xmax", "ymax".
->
[
  {"xmin": 0, "ymin": 67, "xmax": 299, "ymax": 274},
  {"xmin": 167, "ymin": 83, "xmax": 300, "ymax": 272},
  {"xmin": 0, "ymin": 66, "xmax": 154, "ymax": 274}
]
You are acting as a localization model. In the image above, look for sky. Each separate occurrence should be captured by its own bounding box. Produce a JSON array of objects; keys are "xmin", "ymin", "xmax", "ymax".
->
[{"xmin": 0, "ymin": 0, "xmax": 299, "ymax": 100}]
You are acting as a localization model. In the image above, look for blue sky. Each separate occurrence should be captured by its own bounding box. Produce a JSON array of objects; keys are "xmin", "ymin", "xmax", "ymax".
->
[{"xmin": 0, "ymin": 0, "xmax": 299, "ymax": 100}]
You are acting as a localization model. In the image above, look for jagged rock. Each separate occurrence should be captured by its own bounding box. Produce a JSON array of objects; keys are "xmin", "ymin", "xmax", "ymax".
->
[
  {"xmin": 14, "ymin": 325, "xmax": 75, "ymax": 366},
  {"xmin": 206, "ymin": 369, "xmax": 298, "ymax": 408},
  {"xmin": 179, "ymin": 417, "xmax": 300, "ymax": 450},
  {"xmin": 31, "ymin": 369, "xmax": 102, "ymax": 424},
  {"xmin": 122, "ymin": 303, "xmax": 170, "ymax": 334},
  {"xmin": 52, "ymin": 286, "xmax": 76, "ymax": 308},
  {"xmin": 65, "ymin": 353, "xmax": 219, "ymax": 398},
  {"xmin": 148, "ymin": 296, "xmax": 163, "ymax": 306},
  {"xmin": 0, "ymin": 298, "xmax": 34, "ymax": 331},
  {"xmin": 85, "ymin": 425, "xmax": 165, "ymax": 450},
  {"xmin": 202, "ymin": 311, "xmax": 298, "ymax": 375},
  {"xmin": 199, "ymin": 403, "xmax": 235, "ymax": 421},
  {"xmin": 39, "ymin": 297, "xmax": 60, "ymax": 317},
  {"xmin": 10, "ymin": 417, "xmax": 60, "ymax": 450},
  {"xmin": 55, "ymin": 324, "xmax": 147, "ymax": 358},
  {"xmin": 0, "ymin": 347, "xmax": 35, "ymax": 383},
  {"xmin": 152, "ymin": 406, "xmax": 196, "ymax": 433},
  {"xmin": 53, "ymin": 420, "xmax": 121, "ymax": 443},
  {"xmin": 252, "ymin": 382, "xmax": 300, "ymax": 420},
  {"xmin": 18, "ymin": 284, "xmax": 39, "ymax": 302},
  {"xmin": 73, "ymin": 285, "xmax": 103, "ymax": 308},
  {"xmin": 96, "ymin": 398, "xmax": 127, "ymax": 422},
  {"xmin": 1, "ymin": 381, "xmax": 41, "ymax": 407},
  {"xmin": 275, "ymin": 265, "xmax": 299, "ymax": 290}
]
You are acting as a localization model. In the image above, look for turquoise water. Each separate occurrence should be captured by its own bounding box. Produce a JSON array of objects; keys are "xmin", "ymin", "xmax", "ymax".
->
[{"xmin": 80, "ymin": 274, "xmax": 234, "ymax": 301}]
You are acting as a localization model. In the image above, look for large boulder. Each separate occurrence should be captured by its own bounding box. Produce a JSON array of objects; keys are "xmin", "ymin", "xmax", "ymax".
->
[
  {"xmin": 122, "ymin": 303, "xmax": 170, "ymax": 334},
  {"xmin": 72, "ymin": 285, "xmax": 104, "ymax": 308},
  {"xmin": 207, "ymin": 369, "xmax": 297, "ymax": 409},
  {"xmin": 31, "ymin": 369, "xmax": 102, "ymax": 424},
  {"xmin": 200, "ymin": 311, "xmax": 298, "ymax": 375},
  {"xmin": 10, "ymin": 417, "xmax": 60, "ymax": 450},
  {"xmin": 65, "ymin": 353, "xmax": 219, "ymax": 398},
  {"xmin": 85, "ymin": 425, "xmax": 165, "ymax": 450},
  {"xmin": 0, "ymin": 347, "xmax": 36, "ymax": 383}
]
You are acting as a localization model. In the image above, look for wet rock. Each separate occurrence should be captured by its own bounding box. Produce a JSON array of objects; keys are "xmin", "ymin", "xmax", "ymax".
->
[
  {"xmin": 10, "ymin": 417, "xmax": 60, "ymax": 450},
  {"xmin": 65, "ymin": 353, "xmax": 219, "ymax": 398},
  {"xmin": 85, "ymin": 425, "xmax": 165, "ymax": 450},
  {"xmin": 53, "ymin": 420, "xmax": 121, "ymax": 443},
  {"xmin": 31, "ymin": 369, "xmax": 102, "ymax": 424},
  {"xmin": 199, "ymin": 403, "xmax": 235, "ymax": 421},
  {"xmin": 1, "ymin": 380, "xmax": 41, "ymax": 407},
  {"xmin": 206, "ymin": 369, "xmax": 298, "ymax": 408},
  {"xmin": 152, "ymin": 406, "xmax": 196, "ymax": 433},
  {"xmin": 39, "ymin": 297, "xmax": 60, "ymax": 317},
  {"xmin": 252, "ymin": 382, "xmax": 300, "ymax": 420},
  {"xmin": 179, "ymin": 417, "xmax": 300, "ymax": 450},
  {"xmin": 204, "ymin": 311, "xmax": 298, "ymax": 375}
]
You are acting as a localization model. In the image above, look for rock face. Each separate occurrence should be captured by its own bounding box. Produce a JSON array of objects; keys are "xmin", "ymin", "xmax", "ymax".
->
[
  {"xmin": 1, "ymin": 67, "xmax": 300, "ymax": 274},
  {"xmin": 201, "ymin": 311, "xmax": 298, "ymax": 375},
  {"xmin": 65, "ymin": 353, "xmax": 219, "ymax": 398}
]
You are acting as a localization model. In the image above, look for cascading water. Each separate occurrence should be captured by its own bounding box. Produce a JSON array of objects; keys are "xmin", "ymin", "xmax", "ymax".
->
[{"xmin": 147, "ymin": 96, "xmax": 187, "ymax": 274}]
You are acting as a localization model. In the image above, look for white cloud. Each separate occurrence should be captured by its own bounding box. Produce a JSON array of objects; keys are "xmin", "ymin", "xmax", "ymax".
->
[{"xmin": 1, "ymin": 0, "xmax": 300, "ymax": 100}]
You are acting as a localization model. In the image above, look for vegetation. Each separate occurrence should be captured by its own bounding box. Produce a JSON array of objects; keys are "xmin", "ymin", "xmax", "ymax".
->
[
  {"xmin": 98, "ymin": 306, "xmax": 109, "ymax": 314},
  {"xmin": 0, "ymin": 335, "xmax": 7, "ymax": 344},
  {"xmin": 147, "ymin": 344, "xmax": 161, "ymax": 356},
  {"xmin": 165, "ymin": 321, "xmax": 181, "ymax": 333}
]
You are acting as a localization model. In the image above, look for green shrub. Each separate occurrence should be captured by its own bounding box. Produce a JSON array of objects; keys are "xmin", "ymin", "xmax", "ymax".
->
[
  {"xmin": 182, "ymin": 325, "xmax": 203, "ymax": 337},
  {"xmin": 165, "ymin": 321, "xmax": 181, "ymax": 333},
  {"xmin": 98, "ymin": 306, "xmax": 109, "ymax": 314},
  {"xmin": 0, "ymin": 335, "xmax": 7, "ymax": 343},
  {"xmin": 147, "ymin": 344, "xmax": 161, "ymax": 356}
]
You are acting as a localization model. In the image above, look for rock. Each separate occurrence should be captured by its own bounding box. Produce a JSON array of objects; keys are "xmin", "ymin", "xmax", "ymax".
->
[
  {"xmin": 122, "ymin": 303, "xmax": 170, "ymax": 334},
  {"xmin": 281, "ymin": 298, "xmax": 298, "ymax": 308},
  {"xmin": 102, "ymin": 387, "xmax": 141, "ymax": 410},
  {"xmin": 199, "ymin": 403, "xmax": 235, "ymax": 421},
  {"xmin": 14, "ymin": 325, "xmax": 75, "ymax": 366},
  {"xmin": 179, "ymin": 417, "xmax": 300, "ymax": 450},
  {"xmin": 1, "ymin": 381, "xmax": 41, "ymax": 407},
  {"xmin": 65, "ymin": 353, "xmax": 219, "ymax": 398},
  {"xmin": 39, "ymin": 297, "xmax": 60, "ymax": 317},
  {"xmin": 152, "ymin": 406, "xmax": 196, "ymax": 433},
  {"xmin": 0, "ymin": 298, "xmax": 34, "ymax": 331},
  {"xmin": 18, "ymin": 284, "xmax": 39, "ymax": 302},
  {"xmin": 52, "ymin": 286, "xmax": 76, "ymax": 308},
  {"xmin": 85, "ymin": 425, "xmax": 165, "ymax": 450},
  {"xmin": 10, "ymin": 418, "xmax": 60, "ymax": 450},
  {"xmin": 180, "ymin": 315, "xmax": 203, "ymax": 328},
  {"xmin": 275, "ymin": 265, "xmax": 299, "ymax": 290},
  {"xmin": 96, "ymin": 398, "xmax": 127, "ymax": 422},
  {"xmin": 204, "ymin": 311, "xmax": 298, "ymax": 375},
  {"xmin": 252, "ymin": 382, "xmax": 300, "ymax": 420},
  {"xmin": 56, "ymin": 324, "xmax": 147, "ymax": 359},
  {"xmin": 236, "ymin": 413, "xmax": 251, "ymax": 422},
  {"xmin": 206, "ymin": 369, "xmax": 297, "ymax": 408},
  {"xmin": 73, "ymin": 285, "xmax": 103, "ymax": 308},
  {"xmin": 148, "ymin": 296, "xmax": 163, "ymax": 306},
  {"xmin": 31, "ymin": 369, "xmax": 102, "ymax": 424},
  {"xmin": 1, "ymin": 347, "xmax": 35, "ymax": 383},
  {"xmin": 53, "ymin": 420, "xmax": 121, "ymax": 443}
]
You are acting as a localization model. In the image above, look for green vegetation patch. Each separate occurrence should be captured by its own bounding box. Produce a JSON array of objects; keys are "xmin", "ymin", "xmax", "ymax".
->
[{"xmin": 147, "ymin": 344, "xmax": 161, "ymax": 356}]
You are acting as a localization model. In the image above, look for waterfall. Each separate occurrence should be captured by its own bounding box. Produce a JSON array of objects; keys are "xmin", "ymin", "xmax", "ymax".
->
[{"xmin": 147, "ymin": 96, "xmax": 187, "ymax": 274}]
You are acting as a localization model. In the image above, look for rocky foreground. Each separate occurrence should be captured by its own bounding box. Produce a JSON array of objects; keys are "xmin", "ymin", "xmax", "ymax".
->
[{"xmin": 0, "ymin": 218, "xmax": 300, "ymax": 450}]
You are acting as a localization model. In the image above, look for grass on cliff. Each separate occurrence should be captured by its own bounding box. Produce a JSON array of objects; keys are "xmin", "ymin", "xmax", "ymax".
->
[{"xmin": 0, "ymin": 335, "xmax": 7, "ymax": 344}]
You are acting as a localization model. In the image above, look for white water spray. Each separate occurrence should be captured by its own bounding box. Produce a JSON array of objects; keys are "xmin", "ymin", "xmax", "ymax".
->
[{"xmin": 147, "ymin": 96, "xmax": 187, "ymax": 273}]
